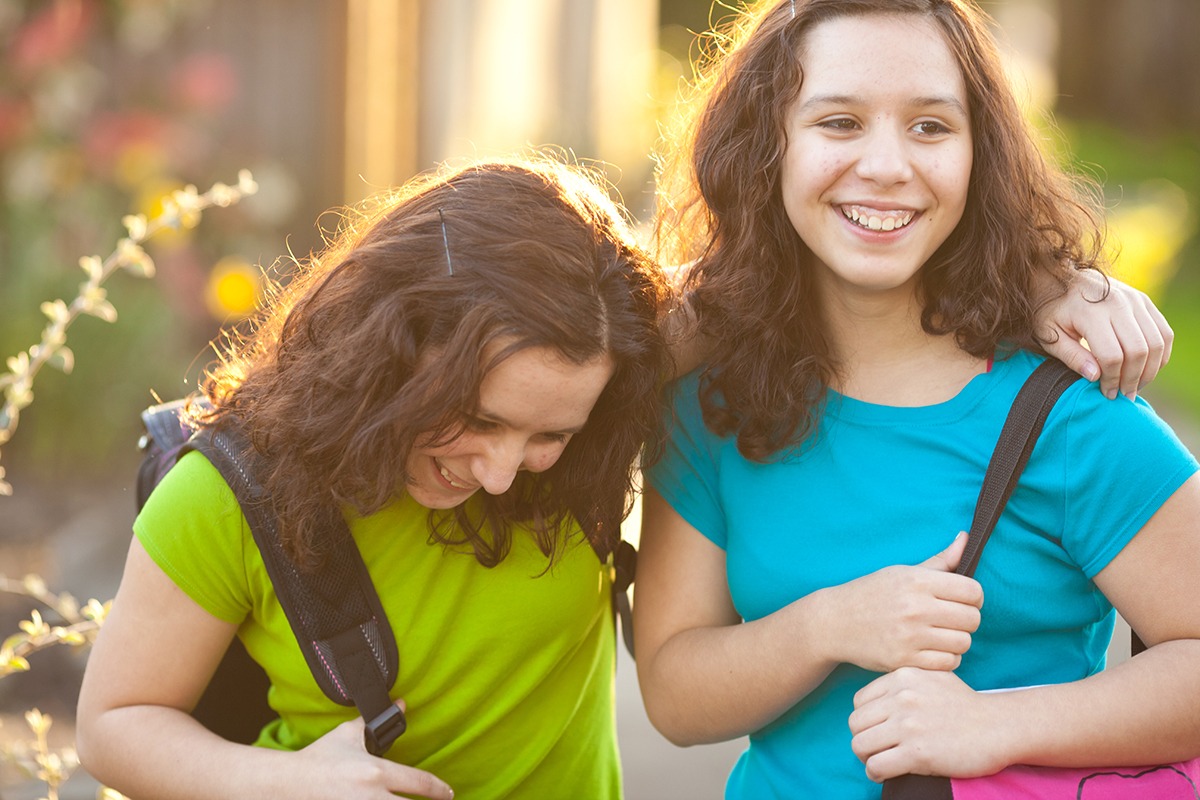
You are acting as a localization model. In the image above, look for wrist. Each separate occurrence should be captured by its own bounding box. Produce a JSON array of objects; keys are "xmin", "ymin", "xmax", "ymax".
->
[
  {"xmin": 978, "ymin": 686, "xmax": 1045, "ymax": 769},
  {"xmin": 785, "ymin": 585, "xmax": 842, "ymax": 669}
]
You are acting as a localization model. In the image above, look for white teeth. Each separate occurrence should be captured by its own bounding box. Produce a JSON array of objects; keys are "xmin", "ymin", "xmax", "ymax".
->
[
  {"xmin": 842, "ymin": 205, "xmax": 914, "ymax": 232},
  {"xmin": 438, "ymin": 462, "xmax": 470, "ymax": 489}
]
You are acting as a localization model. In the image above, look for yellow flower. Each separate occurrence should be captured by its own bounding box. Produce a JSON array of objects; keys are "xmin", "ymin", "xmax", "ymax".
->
[{"xmin": 205, "ymin": 256, "xmax": 262, "ymax": 320}]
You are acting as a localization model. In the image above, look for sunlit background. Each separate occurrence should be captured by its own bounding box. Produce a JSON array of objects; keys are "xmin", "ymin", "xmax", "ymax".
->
[{"xmin": 0, "ymin": 1, "xmax": 1197, "ymax": 797}]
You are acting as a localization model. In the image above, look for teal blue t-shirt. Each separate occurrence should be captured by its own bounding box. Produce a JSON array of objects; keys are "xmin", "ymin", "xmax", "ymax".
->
[{"xmin": 646, "ymin": 350, "xmax": 1198, "ymax": 800}]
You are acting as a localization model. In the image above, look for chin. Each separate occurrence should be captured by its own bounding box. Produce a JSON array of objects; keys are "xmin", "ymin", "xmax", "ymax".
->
[{"xmin": 406, "ymin": 484, "xmax": 468, "ymax": 510}]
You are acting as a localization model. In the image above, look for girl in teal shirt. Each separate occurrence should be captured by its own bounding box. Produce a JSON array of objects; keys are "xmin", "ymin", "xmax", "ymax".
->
[{"xmin": 636, "ymin": 1, "xmax": 1200, "ymax": 798}]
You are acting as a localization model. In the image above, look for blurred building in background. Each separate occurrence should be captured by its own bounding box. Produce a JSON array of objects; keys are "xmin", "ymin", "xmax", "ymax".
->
[{"xmin": 175, "ymin": 0, "xmax": 661, "ymax": 225}]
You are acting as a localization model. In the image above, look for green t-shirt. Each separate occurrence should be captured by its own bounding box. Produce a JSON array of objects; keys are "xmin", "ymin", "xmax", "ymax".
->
[{"xmin": 136, "ymin": 450, "xmax": 620, "ymax": 799}]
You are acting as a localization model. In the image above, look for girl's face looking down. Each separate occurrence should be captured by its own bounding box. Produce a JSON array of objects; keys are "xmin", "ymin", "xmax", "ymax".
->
[
  {"xmin": 781, "ymin": 13, "xmax": 973, "ymax": 301},
  {"xmin": 405, "ymin": 344, "xmax": 615, "ymax": 509}
]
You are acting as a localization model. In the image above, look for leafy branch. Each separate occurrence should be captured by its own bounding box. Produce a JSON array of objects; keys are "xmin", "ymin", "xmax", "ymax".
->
[
  {"xmin": 0, "ymin": 576, "xmax": 127, "ymax": 800},
  {"xmin": 0, "ymin": 574, "xmax": 109, "ymax": 678},
  {"xmin": 0, "ymin": 170, "xmax": 259, "ymax": 496}
]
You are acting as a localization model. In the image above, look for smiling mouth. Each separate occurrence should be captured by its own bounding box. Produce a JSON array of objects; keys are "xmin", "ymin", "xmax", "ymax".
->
[
  {"xmin": 435, "ymin": 459, "xmax": 473, "ymax": 490},
  {"xmin": 840, "ymin": 204, "xmax": 916, "ymax": 232}
]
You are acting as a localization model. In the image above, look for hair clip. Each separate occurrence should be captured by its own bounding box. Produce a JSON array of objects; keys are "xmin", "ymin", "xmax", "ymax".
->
[
  {"xmin": 790, "ymin": 0, "xmax": 796, "ymax": 18},
  {"xmin": 438, "ymin": 207, "xmax": 454, "ymax": 276}
]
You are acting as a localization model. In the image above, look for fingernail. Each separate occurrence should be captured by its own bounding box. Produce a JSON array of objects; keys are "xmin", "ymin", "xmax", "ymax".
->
[
  {"xmin": 1105, "ymin": 388, "xmax": 1118, "ymax": 400},
  {"xmin": 1082, "ymin": 362, "xmax": 1100, "ymax": 382}
]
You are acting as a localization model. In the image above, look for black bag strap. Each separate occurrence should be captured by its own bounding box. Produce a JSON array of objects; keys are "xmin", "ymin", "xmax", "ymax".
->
[
  {"xmin": 182, "ymin": 424, "xmax": 405, "ymax": 755},
  {"xmin": 956, "ymin": 358, "xmax": 1080, "ymax": 578},
  {"xmin": 611, "ymin": 539, "xmax": 637, "ymax": 658},
  {"xmin": 140, "ymin": 398, "xmax": 405, "ymax": 756},
  {"xmin": 958, "ymin": 356, "xmax": 1148, "ymax": 655},
  {"xmin": 882, "ymin": 358, "xmax": 1081, "ymax": 800}
]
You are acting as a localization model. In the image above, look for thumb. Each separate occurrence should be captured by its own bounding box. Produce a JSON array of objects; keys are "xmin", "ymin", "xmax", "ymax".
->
[{"xmin": 919, "ymin": 532, "xmax": 968, "ymax": 572}]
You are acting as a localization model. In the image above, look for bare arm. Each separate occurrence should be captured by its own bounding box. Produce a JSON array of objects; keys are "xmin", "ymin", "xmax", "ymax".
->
[
  {"xmin": 1036, "ymin": 270, "xmax": 1172, "ymax": 400},
  {"xmin": 633, "ymin": 489, "xmax": 982, "ymax": 746},
  {"xmin": 76, "ymin": 539, "xmax": 453, "ymax": 800},
  {"xmin": 849, "ymin": 473, "xmax": 1200, "ymax": 781}
]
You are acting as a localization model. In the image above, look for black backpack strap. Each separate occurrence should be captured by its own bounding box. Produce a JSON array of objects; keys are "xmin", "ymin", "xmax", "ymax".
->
[
  {"xmin": 184, "ymin": 424, "xmax": 405, "ymax": 756},
  {"xmin": 957, "ymin": 358, "xmax": 1080, "ymax": 578},
  {"xmin": 137, "ymin": 398, "xmax": 203, "ymax": 508},
  {"xmin": 611, "ymin": 539, "xmax": 637, "ymax": 659}
]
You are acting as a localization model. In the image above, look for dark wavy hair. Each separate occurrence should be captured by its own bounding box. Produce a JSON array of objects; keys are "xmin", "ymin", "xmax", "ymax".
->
[
  {"xmin": 654, "ymin": 0, "xmax": 1107, "ymax": 460},
  {"xmin": 200, "ymin": 156, "xmax": 671, "ymax": 569}
]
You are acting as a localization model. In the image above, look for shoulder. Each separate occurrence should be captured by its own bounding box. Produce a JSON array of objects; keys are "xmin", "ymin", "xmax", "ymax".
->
[
  {"xmin": 664, "ymin": 368, "xmax": 704, "ymax": 415},
  {"xmin": 135, "ymin": 449, "xmax": 254, "ymax": 622},
  {"xmin": 140, "ymin": 448, "xmax": 242, "ymax": 522}
]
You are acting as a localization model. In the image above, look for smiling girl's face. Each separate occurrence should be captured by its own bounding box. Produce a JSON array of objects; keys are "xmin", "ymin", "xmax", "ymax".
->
[
  {"xmin": 780, "ymin": 12, "xmax": 973, "ymax": 303},
  {"xmin": 404, "ymin": 343, "xmax": 614, "ymax": 509}
]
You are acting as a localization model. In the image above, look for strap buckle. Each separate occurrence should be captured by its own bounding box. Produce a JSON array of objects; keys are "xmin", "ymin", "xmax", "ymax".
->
[{"xmin": 363, "ymin": 703, "xmax": 407, "ymax": 756}]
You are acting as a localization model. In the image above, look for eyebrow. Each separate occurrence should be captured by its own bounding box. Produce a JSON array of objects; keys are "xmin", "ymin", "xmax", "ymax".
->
[
  {"xmin": 474, "ymin": 409, "xmax": 586, "ymax": 436},
  {"xmin": 798, "ymin": 94, "xmax": 968, "ymax": 116}
]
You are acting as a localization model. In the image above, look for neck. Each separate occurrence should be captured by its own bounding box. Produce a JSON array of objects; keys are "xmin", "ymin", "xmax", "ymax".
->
[{"xmin": 822, "ymin": 284, "xmax": 987, "ymax": 406}]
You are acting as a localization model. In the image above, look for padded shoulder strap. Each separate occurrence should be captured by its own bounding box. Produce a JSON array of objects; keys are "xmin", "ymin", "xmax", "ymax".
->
[
  {"xmin": 958, "ymin": 358, "xmax": 1079, "ymax": 577},
  {"xmin": 184, "ymin": 423, "xmax": 405, "ymax": 755}
]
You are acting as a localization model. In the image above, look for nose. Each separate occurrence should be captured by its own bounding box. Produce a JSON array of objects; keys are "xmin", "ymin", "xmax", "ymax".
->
[
  {"xmin": 472, "ymin": 438, "xmax": 526, "ymax": 495},
  {"xmin": 854, "ymin": 125, "xmax": 914, "ymax": 186}
]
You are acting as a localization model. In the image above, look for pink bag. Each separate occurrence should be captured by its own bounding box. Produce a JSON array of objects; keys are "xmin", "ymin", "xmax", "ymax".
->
[{"xmin": 883, "ymin": 762, "xmax": 1200, "ymax": 799}]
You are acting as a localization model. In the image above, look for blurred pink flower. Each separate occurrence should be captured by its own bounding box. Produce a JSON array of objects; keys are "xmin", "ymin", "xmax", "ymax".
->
[
  {"xmin": 83, "ymin": 110, "xmax": 170, "ymax": 163},
  {"xmin": 170, "ymin": 53, "xmax": 239, "ymax": 114},
  {"xmin": 9, "ymin": 0, "xmax": 98, "ymax": 75},
  {"xmin": 0, "ymin": 96, "xmax": 33, "ymax": 149}
]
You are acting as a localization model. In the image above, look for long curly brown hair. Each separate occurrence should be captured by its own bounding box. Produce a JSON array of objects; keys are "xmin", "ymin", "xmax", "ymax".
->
[
  {"xmin": 654, "ymin": 0, "xmax": 1107, "ymax": 460},
  {"xmin": 200, "ymin": 156, "xmax": 671, "ymax": 569}
]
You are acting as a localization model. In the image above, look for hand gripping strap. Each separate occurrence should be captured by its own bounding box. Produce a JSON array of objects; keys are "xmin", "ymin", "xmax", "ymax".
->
[
  {"xmin": 186, "ymin": 425, "xmax": 404, "ymax": 755},
  {"xmin": 957, "ymin": 358, "xmax": 1080, "ymax": 578}
]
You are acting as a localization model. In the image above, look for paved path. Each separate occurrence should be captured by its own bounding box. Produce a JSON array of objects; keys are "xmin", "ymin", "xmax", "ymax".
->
[{"xmin": 616, "ymin": 644, "xmax": 744, "ymax": 800}]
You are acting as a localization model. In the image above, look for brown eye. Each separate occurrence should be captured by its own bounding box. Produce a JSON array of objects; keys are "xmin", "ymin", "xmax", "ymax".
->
[{"xmin": 912, "ymin": 121, "xmax": 949, "ymax": 136}]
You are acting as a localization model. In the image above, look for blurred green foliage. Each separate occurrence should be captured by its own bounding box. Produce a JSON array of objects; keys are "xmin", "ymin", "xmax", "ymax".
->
[
  {"xmin": 0, "ymin": 1, "xmax": 252, "ymax": 486},
  {"xmin": 1061, "ymin": 120, "xmax": 1200, "ymax": 411}
]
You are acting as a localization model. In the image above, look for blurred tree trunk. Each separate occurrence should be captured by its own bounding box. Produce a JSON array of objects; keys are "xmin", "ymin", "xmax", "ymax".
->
[{"xmin": 1057, "ymin": 0, "xmax": 1200, "ymax": 133}]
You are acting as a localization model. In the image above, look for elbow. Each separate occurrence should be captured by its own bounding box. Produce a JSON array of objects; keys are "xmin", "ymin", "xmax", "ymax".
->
[
  {"xmin": 643, "ymin": 702, "xmax": 700, "ymax": 747},
  {"xmin": 639, "ymin": 682, "xmax": 719, "ymax": 748},
  {"xmin": 73, "ymin": 700, "xmax": 105, "ymax": 779},
  {"xmin": 73, "ymin": 713, "xmax": 104, "ymax": 782},
  {"xmin": 75, "ymin": 689, "xmax": 117, "ymax": 783}
]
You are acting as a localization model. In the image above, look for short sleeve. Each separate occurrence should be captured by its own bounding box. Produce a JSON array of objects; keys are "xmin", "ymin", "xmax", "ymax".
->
[
  {"xmin": 644, "ymin": 372, "xmax": 729, "ymax": 549},
  {"xmin": 134, "ymin": 449, "xmax": 254, "ymax": 622},
  {"xmin": 1054, "ymin": 384, "xmax": 1199, "ymax": 578}
]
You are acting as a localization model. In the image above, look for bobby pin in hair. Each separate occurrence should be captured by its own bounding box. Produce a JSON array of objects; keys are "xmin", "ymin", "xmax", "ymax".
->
[
  {"xmin": 790, "ymin": 0, "xmax": 796, "ymax": 18},
  {"xmin": 438, "ymin": 207, "xmax": 455, "ymax": 276}
]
